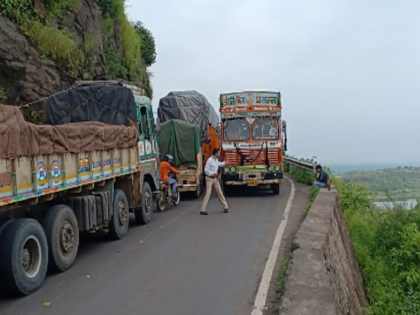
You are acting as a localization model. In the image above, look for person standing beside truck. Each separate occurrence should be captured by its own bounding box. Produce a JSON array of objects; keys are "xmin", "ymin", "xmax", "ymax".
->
[
  {"xmin": 160, "ymin": 154, "xmax": 179, "ymax": 197},
  {"xmin": 200, "ymin": 148, "xmax": 229, "ymax": 215}
]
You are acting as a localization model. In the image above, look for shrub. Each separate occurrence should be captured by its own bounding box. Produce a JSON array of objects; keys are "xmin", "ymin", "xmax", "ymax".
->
[
  {"xmin": 289, "ymin": 165, "xmax": 314, "ymax": 185},
  {"xmin": 23, "ymin": 20, "xmax": 84, "ymax": 75},
  {"xmin": 333, "ymin": 177, "xmax": 420, "ymax": 314},
  {"xmin": 133, "ymin": 21, "xmax": 157, "ymax": 67}
]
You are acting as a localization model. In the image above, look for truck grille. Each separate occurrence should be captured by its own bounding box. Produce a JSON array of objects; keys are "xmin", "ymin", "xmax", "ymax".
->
[{"xmin": 224, "ymin": 149, "xmax": 280, "ymax": 165}]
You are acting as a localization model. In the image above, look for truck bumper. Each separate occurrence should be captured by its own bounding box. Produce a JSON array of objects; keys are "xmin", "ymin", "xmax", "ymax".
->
[
  {"xmin": 223, "ymin": 179, "xmax": 281, "ymax": 186},
  {"xmin": 222, "ymin": 172, "xmax": 283, "ymax": 186},
  {"xmin": 178, "ymin": 184, "xmax": 198, "ymax": 192}
]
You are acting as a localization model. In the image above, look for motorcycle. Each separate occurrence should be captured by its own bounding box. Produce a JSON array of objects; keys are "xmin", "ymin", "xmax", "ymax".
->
[{"xmin": 157, "ymin": 171, "xmax": 180, "ymax": 211}]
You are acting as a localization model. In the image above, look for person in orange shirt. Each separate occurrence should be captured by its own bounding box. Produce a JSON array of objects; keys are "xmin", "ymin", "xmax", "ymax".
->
[{"xmin": 160, "ymin": 154, "xmax": 179, "ymax": 197}]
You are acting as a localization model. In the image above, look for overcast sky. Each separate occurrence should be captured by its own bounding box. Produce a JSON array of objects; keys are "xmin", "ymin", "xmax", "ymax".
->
[{"xmin": 127, "ymin": 0, "xmax": 420, "ymax": 166}]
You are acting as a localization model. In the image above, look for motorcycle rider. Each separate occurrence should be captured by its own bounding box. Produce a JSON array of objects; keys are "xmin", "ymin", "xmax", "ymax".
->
[{"xmin": 160, "ymin": 154, "xmax": 179, "ymax": 197}]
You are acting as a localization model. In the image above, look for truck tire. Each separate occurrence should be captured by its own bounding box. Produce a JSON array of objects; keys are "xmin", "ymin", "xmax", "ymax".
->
[
  {"xmin": 108, "ymin": 189, "xmax": 130, "ymax": 240},
  {"xmin": 271, "ymin": 183, "xmax": 280, "ymax": 195},
  {"xmin": 43, "ymin": 205, "xmax": 79, "ymax": 273},
  {"xmin": 0, "ymin": 219, "xmax": 48, "ymax": 296},
  {"xmin": 135, "ymin": 182, "xmax": 153, "ymax": 225}
]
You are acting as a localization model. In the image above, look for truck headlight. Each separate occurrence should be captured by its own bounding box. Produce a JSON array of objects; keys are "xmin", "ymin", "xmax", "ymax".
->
[
  {"xmin": 231, "ymin": 166, "xmax": 236, "ymax": 172},
  {"xmin": 275, "ymin": 165, "xmax": 280, "ymax": 171},
  {"xmin": 224, "ymin": 166, "xmax": 229, "ymax": 173},
  {"xmin": 269, "ymin": 166, "xmax": 273, "ymax": 171}
]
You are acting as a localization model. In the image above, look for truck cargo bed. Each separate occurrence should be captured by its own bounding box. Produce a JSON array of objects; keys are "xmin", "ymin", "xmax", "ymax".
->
[{"xmin": 0, "ymin": 146, "xmax": 139, "ymax": 208}]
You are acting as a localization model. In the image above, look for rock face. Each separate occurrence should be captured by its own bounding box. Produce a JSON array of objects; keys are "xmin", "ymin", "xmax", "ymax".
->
[
  {"xmin": 0, "ymin": 0, "xmax": 146, "ymax": 109},
  {"xmin": 0, "ymin": 14, "xmax": 64, "ymax": 105},
  {"xmin": 279, "ymin": 189, "xmax": 368, "ymax": 315},
  {"xmin": 61, "ymin": 0, "xmax": 107, "ymax": 79}
]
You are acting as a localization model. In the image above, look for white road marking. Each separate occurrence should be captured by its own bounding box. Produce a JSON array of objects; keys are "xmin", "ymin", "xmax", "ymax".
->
[{"xmin": 251, "ymin": 176, "xmax": 296, "ymax": 315}]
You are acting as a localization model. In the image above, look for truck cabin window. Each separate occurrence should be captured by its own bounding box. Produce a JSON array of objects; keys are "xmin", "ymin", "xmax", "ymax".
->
[
  {"xmin": 223, "ymin": 118, "xmax": 250, "ymax": 141},
  {"xmin": 252, "ymin": 118, "xmax": 279, "ymax": 140},
  {"xmin": 140, "ymin": 106, "xmax": 149, "ymax": 137}
]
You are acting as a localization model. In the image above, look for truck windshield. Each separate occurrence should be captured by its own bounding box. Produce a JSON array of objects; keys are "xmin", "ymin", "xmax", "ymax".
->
[
  {"xmin": 252, "ymin": 117, "xmax": 279, "ymax": 140},
  {"xmin": 223, "ymin": 118, "xmax": 250, "ymax": 141}
]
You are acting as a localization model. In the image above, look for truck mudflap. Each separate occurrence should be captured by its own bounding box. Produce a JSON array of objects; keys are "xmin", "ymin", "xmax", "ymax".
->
[{"xmin": 224, "ymin": 179, "xmax": 281, "ymax": 186}]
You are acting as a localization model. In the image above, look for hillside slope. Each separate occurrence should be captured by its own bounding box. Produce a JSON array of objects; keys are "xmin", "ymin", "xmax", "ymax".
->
[{"xmin": 0, "ymin": 0, "xmax": 155, "ymax": 122}]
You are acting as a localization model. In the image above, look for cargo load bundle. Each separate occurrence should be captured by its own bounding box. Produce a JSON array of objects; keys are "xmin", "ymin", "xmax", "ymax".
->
[
  {"xmin": 0, "ymin": 83, "xmax": 139, "ymax": 159},
  {"xmin": 157, "ymin": 119, "xmax": 200, "ymax": 168},
  {"xmin": 46, "ymin": 83, "xmax": 137, "ymax": 126},
  {"xmin": 157, "ymin": 90, "xmax": 219, "ymax": 143}
]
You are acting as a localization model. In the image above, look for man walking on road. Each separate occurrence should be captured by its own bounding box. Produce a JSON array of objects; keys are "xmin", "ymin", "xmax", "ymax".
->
[{"xmin": 200, "ymin": 148, "xmax": 229, "ymax": 215}]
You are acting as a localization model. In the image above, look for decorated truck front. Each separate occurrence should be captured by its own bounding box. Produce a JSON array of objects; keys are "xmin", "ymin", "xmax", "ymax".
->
[{"xmin": 219, "ymin": 91, "xmax": 283, "ymax": 195}]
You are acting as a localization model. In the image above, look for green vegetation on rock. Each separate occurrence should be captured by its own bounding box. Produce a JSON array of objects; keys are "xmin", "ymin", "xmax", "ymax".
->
[
  {"xmin": 0, "ymin": 87, "xmax": 7, "ymax": 103},
  {"xmin": 1, "ymin": 0, "xmax": 156, "ymax": 100}
]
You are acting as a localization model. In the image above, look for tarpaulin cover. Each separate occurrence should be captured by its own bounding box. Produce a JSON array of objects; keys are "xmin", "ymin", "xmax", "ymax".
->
[
  {"xmin": 157, "ymin": 90, "xmax": 219, "ymax": 143},
  {"xmin": 46, "ymin": 84, "xmax": 137, "ymax": 126},
  {"xmin": 158, "ymin": 119, "xmax": 200, "ymax": 168},
  {"xmin": 0, "ymin": 105, "xmax": 138, "ymax": 159}
]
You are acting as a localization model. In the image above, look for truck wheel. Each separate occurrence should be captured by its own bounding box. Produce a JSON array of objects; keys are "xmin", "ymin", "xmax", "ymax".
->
[
  {"xmin": 271, "ymin": 183, "xmax": 280, "ymax": 195},
  {"xmin": 43, "ymin": 205, "xmax": 79, "ymax": 273},
  {"xmin": 0, "ymin": 219, "xmax": 48, "ymax": 296},
  {"xmin": 109, "ymin": 189, "xmax": 130, "ymax": 240},
  {"xmin": 135, "ymin": 182, "xmax": 153, "ymax": 225}
]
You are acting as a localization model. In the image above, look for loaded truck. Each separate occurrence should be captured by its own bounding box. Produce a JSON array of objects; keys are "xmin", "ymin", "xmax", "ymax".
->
[
  {"xmin": 157, "ymin": 91, "xmax": 219, "ymax": 197},
  {"xmin": 0, "ymin": 81, "xmax": 159, "ymax": 296},
  {"xmin": 219, "ymin": 91, "xmax": 284, "ymax": 195}
]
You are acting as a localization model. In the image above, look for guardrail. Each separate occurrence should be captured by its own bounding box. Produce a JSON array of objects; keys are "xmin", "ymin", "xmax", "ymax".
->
[{"xmin": 284, "ymin": 156, "xmax": 315, "ymax": 172}]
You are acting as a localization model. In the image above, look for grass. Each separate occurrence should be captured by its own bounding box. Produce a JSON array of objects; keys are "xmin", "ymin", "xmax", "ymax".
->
[
  {"xmin": 23, "ymin": 20, "xmax": 84, "ymax": 75},
  {"xmin": 276, "ymin": 257, "xmax": 291, "ymax": 296},
  {"xmin": 304, "ymin": 186, "xmax": 320, "ymax": 215},
  {"xmin": 0, "ymin": 87, "xmax": 7, "ymax": 103},
  {"xmin": 333, "ymin": 177, "xmax": 420, "ymax": 315}
]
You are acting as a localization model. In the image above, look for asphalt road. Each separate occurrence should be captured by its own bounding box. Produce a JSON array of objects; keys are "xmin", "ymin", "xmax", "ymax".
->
[{"xmin": 0, "ymin": 179, "xmax": 301, "ymax": 315}]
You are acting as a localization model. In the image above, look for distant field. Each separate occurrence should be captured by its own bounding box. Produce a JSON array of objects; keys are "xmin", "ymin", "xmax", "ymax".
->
[{"xmin": 338, "ymin": 167, "xmax": 420, "ymax": 201}]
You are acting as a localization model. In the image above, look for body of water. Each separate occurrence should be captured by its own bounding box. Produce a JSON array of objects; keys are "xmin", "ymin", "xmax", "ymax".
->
[{"xmin": 374, "ymin": 199, "xmax": 418, "ymax": 210}]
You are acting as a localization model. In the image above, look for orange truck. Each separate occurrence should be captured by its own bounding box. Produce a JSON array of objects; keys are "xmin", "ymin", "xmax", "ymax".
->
[
  {"xmin": 219, "ymin": 91, "xmax": 284, "ymax": 195},
  {"xmin": 157, "ymin": 91, "xmax": 220, "ymax": 197}
]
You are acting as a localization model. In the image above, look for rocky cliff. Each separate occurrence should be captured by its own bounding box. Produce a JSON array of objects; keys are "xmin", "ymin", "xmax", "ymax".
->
[{"xmin": 0, "ymin": 0, "xmax": 155, "ymax": 122}]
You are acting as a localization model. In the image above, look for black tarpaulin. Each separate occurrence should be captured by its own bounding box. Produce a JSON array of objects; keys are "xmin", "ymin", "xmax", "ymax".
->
[
  {"xmin": 46, "ymin": 84, "xmax": 137, "ymax": 126},
  {"xmin": 157, "ymin": 90, "xmax": 219, "ymax": 143}
]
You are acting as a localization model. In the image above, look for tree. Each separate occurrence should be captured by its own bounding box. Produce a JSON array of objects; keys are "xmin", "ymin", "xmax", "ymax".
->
[{"xmin": 133, "ymin": 21, "xmax": 157, "ymax": 67}]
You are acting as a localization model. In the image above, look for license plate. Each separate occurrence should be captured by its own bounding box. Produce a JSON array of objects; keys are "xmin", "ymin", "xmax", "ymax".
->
[{"xmin": 246, "ymin": 179, "xmax": 259, "ymax": 186}]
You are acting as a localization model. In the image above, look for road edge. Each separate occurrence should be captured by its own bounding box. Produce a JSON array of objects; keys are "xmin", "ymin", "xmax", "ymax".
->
[{"xmin": 251, "ymin": 176, "xmax": 296, "ymax": 315}]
